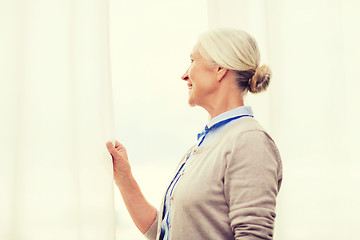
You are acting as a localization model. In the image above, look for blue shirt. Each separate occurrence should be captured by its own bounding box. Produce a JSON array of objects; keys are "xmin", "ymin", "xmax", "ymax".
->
[{"xmin": 159, "ymin": 106, "xmax": 254, "ymax": 240}]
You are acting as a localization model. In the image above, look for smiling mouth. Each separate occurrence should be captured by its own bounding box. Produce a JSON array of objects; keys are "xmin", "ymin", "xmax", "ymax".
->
[{"xmin": 188, "ymin": 83, "xmax": 193, "ymax": 90}]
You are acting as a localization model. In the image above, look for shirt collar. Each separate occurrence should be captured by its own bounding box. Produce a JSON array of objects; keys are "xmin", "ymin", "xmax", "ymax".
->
[{"xmin": 206, "ymin": 106, "xmax": 254, "ymax": 129}]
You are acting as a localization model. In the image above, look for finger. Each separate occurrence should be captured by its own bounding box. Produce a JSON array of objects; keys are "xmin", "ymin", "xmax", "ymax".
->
[
  {"xmin": 106, "ymin": 141, "xmax": 118, "ymax": 156},
  {"xmin": 106, "ymin": 141, "xmax": 113, "ymax": 149},
  {"xmin": 115, "ymin": 140, "xmax": 122, "ymax": 148}
]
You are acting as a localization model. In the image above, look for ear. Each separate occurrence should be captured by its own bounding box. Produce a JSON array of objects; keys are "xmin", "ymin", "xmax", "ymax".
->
[{"xmin": 217, "ymin": 66, "xmax": 228, "ymax": 82}]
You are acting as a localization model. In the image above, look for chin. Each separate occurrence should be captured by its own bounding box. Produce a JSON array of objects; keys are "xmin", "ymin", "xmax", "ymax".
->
[
  {"xmin": 188, "ymin": 102, "xmax": 196, "ymax": 107},
  {"xmin": 188, "ymin": 96, "xmax": 196, "ymax": 107}
]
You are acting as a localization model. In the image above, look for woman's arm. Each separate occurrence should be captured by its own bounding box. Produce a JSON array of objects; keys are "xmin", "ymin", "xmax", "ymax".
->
[
  {"xmin": 224, "ymin": 131, "xmax": 282, "ymax": 240},
  {"xmin": 106, "ymin": 141, "xmax": 157, "ymax": 234}
]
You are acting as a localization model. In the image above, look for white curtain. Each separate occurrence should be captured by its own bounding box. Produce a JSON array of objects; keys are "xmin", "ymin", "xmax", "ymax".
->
[
  {"xmin": 207, "ymin": 0, "xmax": 360, "ymax": 239},
  {"xmin": 0, "ymin": 1, "xmax": 115, "ymax": 239}
]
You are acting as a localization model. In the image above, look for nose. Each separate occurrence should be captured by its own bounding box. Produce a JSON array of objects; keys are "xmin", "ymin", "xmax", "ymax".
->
[{"xmin": 181, "ymin": 68, "xmax": 189, "ymax": 81}]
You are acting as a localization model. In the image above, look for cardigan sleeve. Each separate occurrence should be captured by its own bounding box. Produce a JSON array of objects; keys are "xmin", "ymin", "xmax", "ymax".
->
[
  {"xmin": 144, "ymin": 212, "xmax": 159, "ymax": 240},
  {"xmin": 224, "ymin": 130, "xmax": 282, "ymax": 240}
]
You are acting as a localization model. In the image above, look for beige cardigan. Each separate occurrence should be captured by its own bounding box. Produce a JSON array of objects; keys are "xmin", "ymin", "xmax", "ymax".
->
[{"xmin": 144, "ymin": 117, "xmax": 283, "ymax": 240}]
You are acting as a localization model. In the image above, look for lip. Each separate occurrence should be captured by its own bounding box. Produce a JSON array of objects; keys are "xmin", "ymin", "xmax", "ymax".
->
[{"xmin": 187, "ymin": 83, "xmax": 193, "ymax": 90}]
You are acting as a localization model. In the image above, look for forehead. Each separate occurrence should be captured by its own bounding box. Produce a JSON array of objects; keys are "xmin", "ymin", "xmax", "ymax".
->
[
  {"xmin": 190, "ymin": 42, "xmax": 201, "ymax": 56},
  {"xmin": 190, "ymin": 49, "xmax": 201, "ymax": 59}
]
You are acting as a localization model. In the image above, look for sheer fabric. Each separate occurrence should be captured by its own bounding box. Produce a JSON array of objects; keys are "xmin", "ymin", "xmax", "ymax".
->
[
  {"xmin": 207, "ymin": 0, "xmax": 360, "ymax": 239},
  {"xmin": 0, "ymin": 0, "xmax": 115, "ymax": 239}
]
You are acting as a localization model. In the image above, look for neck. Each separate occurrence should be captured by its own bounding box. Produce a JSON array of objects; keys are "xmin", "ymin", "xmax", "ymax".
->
[
  {"xmin": 202, "ymin": 88, "xmax": 245, "ymax": 119},
  {"xmin": 207, "ymin": 101, "xmax": 244, "ymax": 119}
]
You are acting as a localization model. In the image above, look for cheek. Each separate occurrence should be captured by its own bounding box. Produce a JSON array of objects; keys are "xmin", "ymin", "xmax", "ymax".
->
[
  {"xmin": 188, "ymin": 63, "xmax": 201, "ymax": 80},
  {"xmin": 188, "ymin": 66, "xmax": 194, "ymax": 80}
]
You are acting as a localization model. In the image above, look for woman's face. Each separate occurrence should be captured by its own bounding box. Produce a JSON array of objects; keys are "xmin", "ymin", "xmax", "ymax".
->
[{"xmin": 181, "ymin": 47, "xmax": 219, "ymax": 108}]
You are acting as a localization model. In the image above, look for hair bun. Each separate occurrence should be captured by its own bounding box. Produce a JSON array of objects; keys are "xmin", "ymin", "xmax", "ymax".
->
[{"xmin": 248, "ymin": 65, "xmax": 271, "ymax": 94}]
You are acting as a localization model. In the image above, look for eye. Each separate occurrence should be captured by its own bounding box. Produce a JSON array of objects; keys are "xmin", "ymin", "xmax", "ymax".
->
[{"xmin": 190, "ymin": 59, "xmax": 194, "ymax": 63}]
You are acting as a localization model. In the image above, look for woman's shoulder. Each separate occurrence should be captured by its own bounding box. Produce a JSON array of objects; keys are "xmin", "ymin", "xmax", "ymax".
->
[
  {"xmin": 225, "ymin": 117, "xmax": 269, "ymax": 138},
  {"xmin": 221, "ymin": 117, "xmax": 280, "ymax": 156},
  {"xmin": 223, "ymin": 117, "xmax": 283, "ymax": 189}
]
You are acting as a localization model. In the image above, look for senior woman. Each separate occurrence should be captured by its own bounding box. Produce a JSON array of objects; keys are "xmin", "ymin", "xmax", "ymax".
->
[{"xmin": 106, "ymin": 28, "xmax": 283, "ymax": 240}]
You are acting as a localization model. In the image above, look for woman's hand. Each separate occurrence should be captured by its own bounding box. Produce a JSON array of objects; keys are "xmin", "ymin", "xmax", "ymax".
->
[
  {"xmin": 106, "ymin": 140, "xmax": 132, "ymax": 185},
  {"xmin": 106, "ymin": 141, "xmax": 157, "ymax": 234}
]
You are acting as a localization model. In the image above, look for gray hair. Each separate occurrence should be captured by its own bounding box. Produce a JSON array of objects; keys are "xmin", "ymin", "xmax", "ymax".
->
[{"xmin": 196, "ymin": 28, "xmax": 271, "ymax": 94}]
